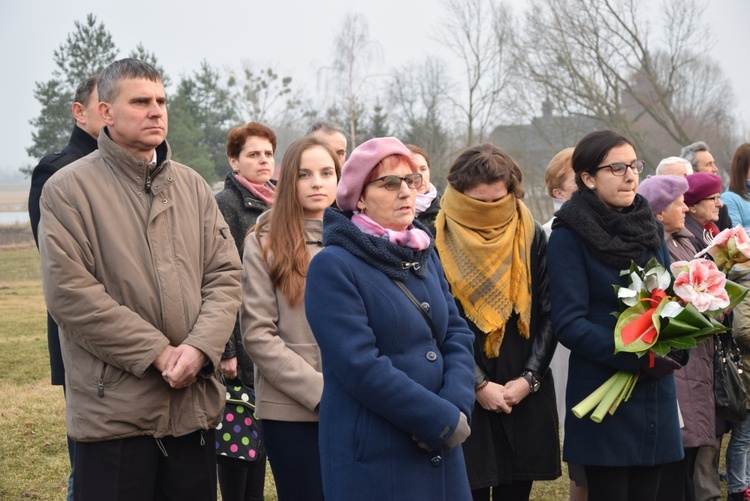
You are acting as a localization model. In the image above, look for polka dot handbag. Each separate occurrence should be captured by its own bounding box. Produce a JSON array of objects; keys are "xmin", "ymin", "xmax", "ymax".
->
[{"xmin": 216, "ymin": 377, "xmax": 265, "ymax": 462}]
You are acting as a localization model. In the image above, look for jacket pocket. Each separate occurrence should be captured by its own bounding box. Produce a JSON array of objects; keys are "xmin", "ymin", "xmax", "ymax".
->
[
  {"xmin": 353, "ymin": 406, "xmax": 371, "ymax": 462},
  {"xmin": 286, "ymin": 342, "xmax": 322, "ymax": 373},
  {"xmin": 90, "ymin": 357, "xmax": 127, "ymax": 397}
]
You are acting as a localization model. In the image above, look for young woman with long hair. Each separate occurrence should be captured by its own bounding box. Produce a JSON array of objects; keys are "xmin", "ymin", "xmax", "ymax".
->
[{"xmin": 241, "ymin": 136, "xmax": 340, "ymax": 501}]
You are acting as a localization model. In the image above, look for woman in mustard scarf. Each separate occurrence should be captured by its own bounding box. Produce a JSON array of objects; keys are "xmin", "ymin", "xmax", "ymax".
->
[{"xmin": 435, "ymin": 144, "xmax": 561, "ymax": 500}]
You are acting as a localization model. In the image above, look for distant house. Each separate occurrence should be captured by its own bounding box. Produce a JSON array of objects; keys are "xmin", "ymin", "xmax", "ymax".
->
[{"xmin": 488, "ymin": 101, "xmax": 605, "ymax": 220}]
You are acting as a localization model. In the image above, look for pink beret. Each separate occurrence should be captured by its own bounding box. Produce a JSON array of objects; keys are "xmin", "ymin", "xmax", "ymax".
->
[
  {"xmin": 637, "ymin": 175, "xmax": 688, "ymax": 214},
  {"xmin": 336, "ymin": 137, "xmax": 413, "ymax": 211},
  {"xmin": 684, "ymin": 173, "xmax": 723, "ymax": 207}
]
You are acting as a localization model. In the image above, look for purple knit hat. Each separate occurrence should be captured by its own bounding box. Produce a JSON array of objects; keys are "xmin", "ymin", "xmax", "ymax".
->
[
  {"xmin": 336, "ymin": 137, "xmax": 413, "ymax": 211},
  {"xmin": 637, "ymin": 175, "xmax": 689, "ymax": 214},
  {"xmin": 684, "ymin": 173, "xmax": 723, "ymax": 207}
]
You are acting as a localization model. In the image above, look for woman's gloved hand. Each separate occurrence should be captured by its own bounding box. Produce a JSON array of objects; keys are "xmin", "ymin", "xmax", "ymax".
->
[
  {"xmin": 640, "ymin": 352, "xmax": 682, "ymax": 379},
  {"xmin": 444, "ymin": 412, "xmax": 471, "ymax": 451}
]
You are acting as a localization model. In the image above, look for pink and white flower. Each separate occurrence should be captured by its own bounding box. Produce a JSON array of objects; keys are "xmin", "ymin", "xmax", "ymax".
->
[{"xmin": 671, "ymin": 258, "xmax": 730, "ymax": 312}]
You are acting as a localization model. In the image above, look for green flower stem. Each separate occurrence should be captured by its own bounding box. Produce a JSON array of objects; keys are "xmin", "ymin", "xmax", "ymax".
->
[
  {"xmin": 591, "ymin": 371, "xmax": 632, "ymax": 423},
  {"xmin": 572, "ymin": 372, "xmax": 623, "ymax": 419}
]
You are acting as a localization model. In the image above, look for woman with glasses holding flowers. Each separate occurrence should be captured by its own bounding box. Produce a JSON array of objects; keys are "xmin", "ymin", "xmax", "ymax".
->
[
  {"xmin": 435, "ymin": 143, "xmax": 560, "ymax": 501},
  {"xmin": 547, "ymin": 130, "xmax": 684, "ymax": 501},
  {"xmin": 305, "ymin": 137, "xmax": 475, "ymax": 500}
]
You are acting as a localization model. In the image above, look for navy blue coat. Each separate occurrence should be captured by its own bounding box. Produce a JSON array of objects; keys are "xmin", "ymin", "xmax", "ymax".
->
[
  {"xmin": 306, "ymin": 230, "xmax": 475, "ymax": 500},
  {"xmin": 547, "ymin": 226, "xmax": 684, "ymax": 466}
]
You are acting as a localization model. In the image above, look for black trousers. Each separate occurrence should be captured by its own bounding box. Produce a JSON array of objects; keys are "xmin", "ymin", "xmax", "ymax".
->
[
  {"xmin": 217, "ymin": 456, "xmax": 266, "ymax": 501},
  {"xmin": 261, "ymin": 420, "xmax": 324, "ymax": 501},
  {"xmin": 74, "ymin": 429, "xmax": 217, "ymax": 501},
  {"xmin": 584, "ymin": 464, "xmax": 664, "ymax": 501}
]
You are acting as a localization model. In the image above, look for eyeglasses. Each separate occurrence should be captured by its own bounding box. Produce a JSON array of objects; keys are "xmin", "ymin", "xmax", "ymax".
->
[
  {"xmin": 596, "ymin": 160, "xmax": 645, "ymax": 176},
  {"xmin": 367, "ymin": 173, "xmax": 423, "ymax": 191},
  {"xmin": 702, "ymin": 195, "xmax": 722, "ymax": 206}
]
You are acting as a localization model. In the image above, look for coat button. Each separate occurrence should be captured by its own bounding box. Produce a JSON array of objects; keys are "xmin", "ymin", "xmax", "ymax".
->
[
  {"xmin": 426, "ymin": 351, "xmax": 437, "ymax": 361},
  {"xmin": 420, "ymin": 302, "xmax": 430, "ymax": 312},
  {"xmin": 162, "ymin": 199, "xmax": 168, "ymax": 204},
  {"xmin": 430, "ymin": 454, "xmax": 442, "ymax": 467}
]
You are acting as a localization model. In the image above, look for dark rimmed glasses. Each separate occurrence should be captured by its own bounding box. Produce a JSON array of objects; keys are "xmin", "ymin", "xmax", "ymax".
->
[
  {"xmin": 596, "ymin": 160, "xmax": 645, "ymax": 176},
  {"xmin": 702, "ymin": 195, "xmax": 722, "ymax": 206},
  {"xmin": 367, "ymin": 173, "xmax": 423, "ymax": 191}
]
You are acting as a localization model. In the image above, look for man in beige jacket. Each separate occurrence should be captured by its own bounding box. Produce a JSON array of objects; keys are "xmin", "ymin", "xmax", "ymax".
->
[{"xmin": 38, "ymin": 58, "xmax": 242, "ymax": 500}]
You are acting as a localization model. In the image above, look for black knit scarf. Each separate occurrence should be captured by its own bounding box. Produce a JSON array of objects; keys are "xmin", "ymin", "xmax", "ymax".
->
[
  {"xmin": 552, "ymin": 190, "xmax": 663, "ymax": 270},
  {"xmin": 322, "ymin": 208, "xmax": 433, "ymax": 281}
]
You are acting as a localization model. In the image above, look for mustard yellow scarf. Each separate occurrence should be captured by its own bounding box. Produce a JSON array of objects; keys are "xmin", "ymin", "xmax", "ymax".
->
[{"xmin": 435, "ymin": 185, "xmax": 534, "ymax": 357}]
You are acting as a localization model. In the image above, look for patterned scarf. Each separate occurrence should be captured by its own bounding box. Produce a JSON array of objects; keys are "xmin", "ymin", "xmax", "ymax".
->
[
  {"xmin": 435, "ymin": 185, "xmax": 534, "ymax": 358},
  {"xmin": 323, "ymin": 209, "xmax": 433, "ymax": 281},
  {"xmin": 351, "ymin": 213, "xmax": 431, "ymax": 251},
  {"xmin": 232, "ymin": 172, "xmax": 275, "ymax": 207}
]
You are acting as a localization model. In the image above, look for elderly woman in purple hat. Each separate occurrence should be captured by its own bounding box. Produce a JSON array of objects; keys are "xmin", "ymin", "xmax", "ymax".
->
[
  {"xmin": 640, "ymin": 174, "xmax": 718, "ymax": 501},
  {"xmin": 638, "ymin": 175, "xmax": 691, "ymax": 261},
  {"xmin": 683, "ymin": 172, "xmax": 725, "ymax": 250},
  {"xmin": 305, "ymin": 137, "xmax": 475, "ymax": 500}
]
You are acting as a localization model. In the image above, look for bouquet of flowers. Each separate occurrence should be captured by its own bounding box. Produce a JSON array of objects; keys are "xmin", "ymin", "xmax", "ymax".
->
[
  {"xmin": 572, "ymin": 254, "xmax": 748, "ymax": 423},
  {"xmin": 698, "ymin": 225, "xmax": 750, "ymax": 278}
]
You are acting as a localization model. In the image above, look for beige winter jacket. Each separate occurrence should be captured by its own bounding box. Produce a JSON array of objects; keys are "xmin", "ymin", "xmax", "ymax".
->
[
  {"xmin": 241, "ymin": 213, "xmax": 324, "ymax": 421},
  {"xmin": 38, "ymin": 130, "xmax": 242, "ymax": 441}
]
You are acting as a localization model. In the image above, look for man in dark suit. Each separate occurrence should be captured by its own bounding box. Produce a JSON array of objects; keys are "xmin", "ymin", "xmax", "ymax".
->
[{"xmin": 28, "ymin": 74, "xmax": 102, "ymax": 501}]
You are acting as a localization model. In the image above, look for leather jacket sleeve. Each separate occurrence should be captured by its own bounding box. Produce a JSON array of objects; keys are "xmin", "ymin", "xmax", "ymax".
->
[{"xmin": 523, "ymin": 222, "xmax": 557, "ymax": 380}]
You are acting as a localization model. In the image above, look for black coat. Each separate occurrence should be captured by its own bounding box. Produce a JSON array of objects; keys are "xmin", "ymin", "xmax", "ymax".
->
[
  {"xmin": 29, "ymin": 125, "xmax": 99, "ymax": 385},
  {"xmin": 460, "ymin": 222, "xmax": 561, "ymax": 488},
  {"xmin": 215, "ymin": 172, "xmax": 269, "ymax": 388}
]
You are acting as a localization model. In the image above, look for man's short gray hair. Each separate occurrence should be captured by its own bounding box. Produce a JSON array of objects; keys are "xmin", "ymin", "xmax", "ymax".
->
[
  {"xmin": 680, "ymin": 141, "xmax": 710, "ymax": 168},
  {"xmin": 306, "ymin": 120, "xmax": 347, "ymax": 137},
  {"xmin": 656, "ymin": 156, "xmax": 693, "ymax": 176},
  {"xmin": 97, "ymin": 58, "xmax": 162, "ymax": 104}
]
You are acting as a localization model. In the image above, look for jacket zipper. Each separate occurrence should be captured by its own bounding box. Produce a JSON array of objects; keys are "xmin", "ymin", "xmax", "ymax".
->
[{"xmin": 98, "ymin": 363, "xmax": 107, "ymax": 397}]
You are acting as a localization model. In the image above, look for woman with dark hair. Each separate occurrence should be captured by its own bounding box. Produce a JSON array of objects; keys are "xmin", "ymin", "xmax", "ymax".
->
[
  {"xmin": 435, "ymin": 143, "xmax": 560, "ymax": 501},
  {"xmin": 547, "ymin": 130, "xmax": 684, "ymax": 501},
  {"xmin": 721, "ymin": 143, "xmax": 750, "ymax": 227},
  {"xmin": 305, "ymin": 137, "xmax": 475, "ymax": 500},
  {"xmin": 241, "ymin": 136, "xmax": 341, "ymax": 501},
  {"xmin": 407, "ymin": 144, "xmax": 441, "ymax": 236},
  {"xmin": 214, "ymin": 121, "xmax": 277, "ymax": 501}
]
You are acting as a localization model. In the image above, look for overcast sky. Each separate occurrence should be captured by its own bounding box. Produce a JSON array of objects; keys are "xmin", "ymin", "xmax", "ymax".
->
[{"xmin": 1, "ymin": 0, "xmax": 748, "ymax": 180}]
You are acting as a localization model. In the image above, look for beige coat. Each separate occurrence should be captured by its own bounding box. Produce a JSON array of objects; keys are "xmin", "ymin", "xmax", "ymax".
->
[
  {"xmin": 241, "ymin": 213, "xmax": 324, "ymax": 421},
  {"xmin": 39, "ymin": 130, "xmax": 242, "ymax": 441}
]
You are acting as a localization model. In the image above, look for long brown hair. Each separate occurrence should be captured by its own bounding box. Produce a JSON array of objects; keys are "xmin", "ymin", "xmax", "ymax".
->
[
  {"xmin": 729, "ymin": 143, "xmax": 750, "ymax": 200},
  {"xmin": 255, "ymin": 136, "xmax": 341, "ymax": 307}
]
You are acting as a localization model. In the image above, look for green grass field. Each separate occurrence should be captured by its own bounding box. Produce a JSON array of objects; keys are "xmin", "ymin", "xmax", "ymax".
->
[{"xmin": 2, "ymin": 244, "xmax": 727, "ymax": 500}]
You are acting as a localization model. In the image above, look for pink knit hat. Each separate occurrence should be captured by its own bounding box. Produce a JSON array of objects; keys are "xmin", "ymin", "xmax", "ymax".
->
[
  {"xmin": 637, "ymin": 175, "xmax": 688, "ymax": 214},
  {"xmin": 336, "ymin": 137, "xmax": 413, "ymax": 211},
  {"xmin": 684, "ymin": 173, "xmax": 723, "ymax": 207}
]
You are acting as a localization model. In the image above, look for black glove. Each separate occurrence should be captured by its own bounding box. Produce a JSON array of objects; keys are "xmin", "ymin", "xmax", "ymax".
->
[
  {"xmin": 640, "ymin": 353, "xmax": 682, "ymax": 379},
  {"xmin": 665, "ymin": 348, "xmax": 689, "ymax": 367}
]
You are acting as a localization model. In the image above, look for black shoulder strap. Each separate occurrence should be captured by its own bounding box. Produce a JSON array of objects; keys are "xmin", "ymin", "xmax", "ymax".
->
[{"xmin": 392, "ymin": 280, "xmax": 440, "ymax": 347}]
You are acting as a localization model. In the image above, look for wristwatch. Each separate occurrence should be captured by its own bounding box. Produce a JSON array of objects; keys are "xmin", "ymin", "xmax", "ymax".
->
[{"xmin": 521, "ymin": 371, "xmax": 541, "ymax": 393}]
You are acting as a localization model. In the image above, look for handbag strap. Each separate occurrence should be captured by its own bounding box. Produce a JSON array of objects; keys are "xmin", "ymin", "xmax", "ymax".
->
[{"xmin": 392, "ymin": 279, "xmax": 441, "ymax": 347}]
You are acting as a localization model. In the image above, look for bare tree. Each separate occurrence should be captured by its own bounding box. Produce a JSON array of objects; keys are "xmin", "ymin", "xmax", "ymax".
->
[
  {"xmin": 389, "ymin": 57, "xmax": 455, "ymax": 189},
  {"xmin": 435, "ymin": 0, "xmax": 517, "ymax": 147},
  {"xmin": 227, "ymin": 63, "xmax": 312, "ymax": 128},
  {"xmin": 516, "ymin": 0, "xmax": 736, "ymax": 165},
  {"xmin": 327, "ymin": 13, "xmax": 382, "ymax": 148}
]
